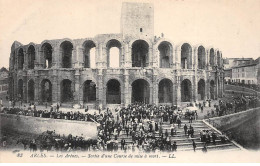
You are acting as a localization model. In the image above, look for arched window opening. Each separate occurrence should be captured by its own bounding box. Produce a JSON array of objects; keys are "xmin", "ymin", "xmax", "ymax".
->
[
  {"xmin": 181, "ymin": 43, "xmax": 192, "ymax": 69},
  {"xmin": 106, "ymin": 39, "xmax": 121, "ymax": 68},
  {"xmin": 18, "ymin": 49, "xmax": 24, "ymax": 70},
  {"xmin": 198, "ymin": 46, "xmax": 206, "ymax": 69},
  {"xmin": 28, "ymin": 79, "xmax": 35, "ymax": 102},
  {"xmin": 210, "ymin": 48, "xmax": 215, "ymax": 67},
  {"xmin": 83, "ymin": 80, "xmax": 96, "ymax": 103},
  {"xmin": 42, "ymin": 43, "xmax": 52, "ymax": 69},
  {"xmin": 159, "ymin": 42, "xmax": 171, "ymax": 68},
  {"xmin": 41, "ymin": 79, "xmax": 52, "ymax": 103},
  {"xmin": 83, "ymin": 41, "xmax": 96, "ymax": 68},
  {"xmin": 61, "ymin": 41, "xmax": 73, "ymax": 68},
  {"xmin": 158, "ymin": 79, "xmax": 173, "ymax": 103},
  {"xmin": 106, "ymin": 79, "xmax": 121, "ymax": 104},
  {"xmin": 198, "ymin": 79, "xmax": 205, "ymax": 100},
  {"xmin": 61, "ymin": 79, "xmax": 73, "ymax": 103},
  {"xmin": 28, "ymin": 45, "xmax": 35, "ymax": 69},
  {"xmin": 181, "ymin": 79, "xmax": 192, "ymax": 102},
  {"xmin": 132, "ymin": 40, "xmax": 149, "ymax": 67},
  {"xmin": 132, "ymin": 79, "xmax": 150, "ymax": 104}
]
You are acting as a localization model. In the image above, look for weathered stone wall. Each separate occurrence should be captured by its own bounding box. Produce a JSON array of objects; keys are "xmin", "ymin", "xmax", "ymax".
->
[
  {"xmin": 208, "ymin": 107, "xmax": 260, "ymax": 131},
  {"xmin": 0, "ymin": 113, "xmax": 98, "ymax": 139}
]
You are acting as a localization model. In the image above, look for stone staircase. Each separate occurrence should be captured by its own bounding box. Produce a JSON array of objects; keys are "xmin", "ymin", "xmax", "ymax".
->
[{"xmin": 115, "ymin": 119, "xmax": 242, "ymax": 152}]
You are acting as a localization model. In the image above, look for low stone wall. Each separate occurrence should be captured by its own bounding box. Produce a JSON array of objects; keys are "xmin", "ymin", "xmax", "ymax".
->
[
  {"xmin": 207, "ymin": 107, "xmax": 260, "ymax": 131},
  {"xmin": 0, "ymin": 113, "xmax": 98, "ymax": 139}
]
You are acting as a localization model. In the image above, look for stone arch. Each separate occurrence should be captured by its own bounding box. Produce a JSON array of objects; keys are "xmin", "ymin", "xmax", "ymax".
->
[
  {"xmin": 210, "ymin": 80, "xmax": 215, "ymax": 99},
  {"xmin": 83, "ymin": 40, "xmax": 96, "ymax": 68},
  {"xmin": 83, "ymin": 80, "xmax": 96, "ymax": 103},
  {"xmin": 198, "ymin": 45, "xmax": 206, "ymax": 69},
  {"xmin": 18, "ymin": 48, "xmax": 24, "ymax": 70},
  {"xmin": 198, "ymin": 79, "xmax": 205, "ymax": 100},
  {"xmin": 60, "ymin": 40, "xmax": 74, "ymax": 68},
  {"xmin": 41, "ymin": 42, "xmax": 53, "ymax": 69},
  {"xmin": 158, "ymin": 41, "xmax": 173, "ymax": 68},
  {"xmin": 106, "ymin": 39, "xmax": 122, "ymax": 68},
  {"xmin": 181, "ymin": 43, "xmax": 192, "ymax": 69},
  {"xmin": 181, "ymin": 79, "xmax": 192, "ymax": 102},
  {"xmin": 209, "ymin": 48, "xmax": 215, "ymax": 67},
  {"xmin": 131, "ymin": 79, "xmax": 150, "ymax": 104},
  {"xmin": 131, "ymin": 40, "xmax": 149, "ymax": 67},
  {"xmin": 27, "ymin": 45, "xmax": 35, "ymax": 69},
  {"xmin": 158, "ymin": 78, "xmax": 173, "ymax": 103},
  {"xmin": 41, "ymin": 79, "xmax": 52, "ymax": 103},
  {"xmin": 106, "ymin": 79, "xmax": 121, "ymax": 104},
  {"xmin": 61, "ymin": 79, "xmax": 74, "ymax": 103}
]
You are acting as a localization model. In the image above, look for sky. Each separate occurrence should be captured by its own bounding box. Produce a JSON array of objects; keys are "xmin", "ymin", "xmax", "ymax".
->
[{"xmin": 0, "ymin": 0, "xmax": 260, "ymax": 68}]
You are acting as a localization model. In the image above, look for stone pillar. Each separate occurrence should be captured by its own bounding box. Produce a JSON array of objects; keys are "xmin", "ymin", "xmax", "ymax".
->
[
  {"xmin": 74, "ymin": 69, "xmax": 80, "ymax": 104},
  {"xmin": 124, "ymin": 44, "xmax": 132, "ymax": 68},
  {"xmin": 124, "ymin": 69, "xmax": 130, "ymax": 106},
  {"xmin": 153, "ymin": 49, "xmax": 159, "ymax": 68},
  {"xmin": 23, "ymin": 73, "xmax": 27, "ymax": 103},
  {"xmin": 153, "ymin": 72, "xmax": 158, "ymax": 105},
  {"xmin": 176, "ymin": 76, "xmax": 181, "ymax": 106},
  {"xmin": 52, "ymin": 70, "xmax": 59, "ymax": 103},
  {"xmin": 149, "ymin": 86, "xmax": 153, "ymax": 104},
  {"xmin": 24, "ymin": 51, "xmax": 28, "ymax": 70},
  {"xmin": 52, "ymin": 45, "xmax": 60, "ymax": 68},
  {"xmin": 120, "ymin": 47, "xmax": 124, "ymax": 67},
  {"xmin": 175, "ymin": 47, "xmax": 181, "ymax": 70},
  {"xmin": 102, "ymin": 45, "xmax": 107, "ymax": 68},
  {"xmin": 193, "ymin": 47, "xmax": 198, "ymax": 101},
  {"xmin": 148, "ymin": 47, "xmax": 153, "ymax": 67},
  {"xmin": 97, "ymin": 69, "xmax": 104, "ymax": 108},
  {"xmin": 34, "ymin": 46, "xmax": 41, "ymax": 69},
  {"xmin": 34, "ymin": 71, "xmax": 40, "ymax": 103},
  {"xmin": 74, "ymin": 46, "xmax": 84, "ymax": 68}
]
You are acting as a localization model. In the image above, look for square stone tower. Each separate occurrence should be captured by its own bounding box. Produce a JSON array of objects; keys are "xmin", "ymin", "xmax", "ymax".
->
[{"xmin": 121, "ymin": 2, "xmax": 154, "ymax": 39}]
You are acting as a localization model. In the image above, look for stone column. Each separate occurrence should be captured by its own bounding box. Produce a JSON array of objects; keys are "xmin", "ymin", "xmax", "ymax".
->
[
  {"xmin": 124, "ymin": 69, "xmax": 130, "ymax": 106},
  {"xmin": 153, "ymin": 49, "xmax": 159, "ymax": 68},
  {"xmin": 74, "ymin": 69, "xmax": 80, "ymax": 104},
  {"xmin": 52, "ymin": 45, "xmax": 60, "ymax": 69},
  {"xmin": 193, "ymin": 47, "xmax": 198, "ymax": 101},
  {"xmin": 176, "ymin": 76, "xmax": 181, "ymax": 106},
  {"xmin": 149, "ymin": 86, "xmax": 153, "ymax": 104},
  {"xmin": 124, "ymin": 44, "xmax": 132, "ymax": 68},
  {"xmin": 153, "ymin": 71, "xmax": 158, "ymax": 105},
  {"xmin": 102, "ymin": 45, "xmax": 107, "ymax": 68},
  {"xmin": 34, "ymin": 71, "xmax": 40, "ymax": 103},
  {"xmin": 120, "ymin": 47, "xmax": 124, "ymax": 67},
  {"xmin": 23, "ymin": 73, "xmax": 27, "ymax": 103},
  {"xmin": 175, "ymin": 47, "xmax": 181, "ymax": 70},
  {"xmin": 74, "ymin": 46, "xmax": 84, "ymax": 68},
  {"xmin": 34, "ymin": 46, "xmax": 41, "ymax": 69},
  {"xmin": 148, "ymin": 47, "xmax": 153, "ymax": 67},
  {"xmin": 52, "ymin": 70, "xmax": 59, "ymax": 103},
  {"xmin": 97, "ymin": 69, "xmax": 104, "ymax": 109}
]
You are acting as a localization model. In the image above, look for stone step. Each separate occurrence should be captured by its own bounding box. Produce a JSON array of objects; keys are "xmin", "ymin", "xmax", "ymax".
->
[{"xmin": 178, "ymin": 143, "xmax": 236, "ymax": 151}]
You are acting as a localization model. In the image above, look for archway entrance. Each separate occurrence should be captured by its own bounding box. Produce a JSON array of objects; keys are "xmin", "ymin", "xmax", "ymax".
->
[
  {"xmin": 132, "ymin": 79, "xmax": 150, "ymax": 104},
  {"xmin": 83, "ymin": 80, "xmax": 96, "ymax": 103},
  {"xmin": 106, "ymin": 79, "xmax": 121, "ymax": 104},
  {"xmin": 181, "ymin": 79, "xmax": 192, "ymax": 102},
  {"xmin": 61, "ymin": 41, "xmax": 73, "ymax": 68},
  {"xmin": 42, "ymin": 43, "xmax": 52, "ymax": 68},
  {"xmin": 61, "ymin": 79, "xmax": 73, "ymax": 103},
  {"xmin": 158, "ymin": 79, "xmax": 173, "ymax": 103},
  {"xmin": 132, "ymin": 40, "xmax": 149, "ymax": 67},
  {"xmin": 198, "ymin": 79, "xmax": 205, "ymax": 100},
  {"xmin": 28, "ymin": 79, "xmax": 35, "ymax": 102},
  {"xmin": 210, "ymin": 80, "xmax": 215, "ymax": 99},
  {"xmin": 41, "ymin": 79, "xmax": 52, "ymax": 103}
]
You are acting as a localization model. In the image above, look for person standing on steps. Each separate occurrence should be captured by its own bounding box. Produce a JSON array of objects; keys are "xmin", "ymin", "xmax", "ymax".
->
[
  {"xmin": 184, "ymin": 124, "xmax": 188, "ymax": 136},
  {"xmin": 192, "ymin": 140, "xmax": 196, "ymax": 152}
]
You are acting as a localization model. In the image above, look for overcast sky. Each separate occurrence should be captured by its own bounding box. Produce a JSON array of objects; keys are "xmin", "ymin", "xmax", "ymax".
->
[{"xmin": 0, "ymin": 0, "xmax": 260, "ymax": 68}]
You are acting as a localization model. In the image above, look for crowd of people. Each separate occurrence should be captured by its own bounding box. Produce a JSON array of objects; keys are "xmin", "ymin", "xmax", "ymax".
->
[{"xmin": 0, "ymin": 103, "xmax": 100, "ymax": 123}]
